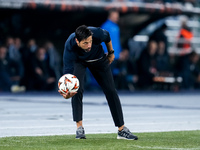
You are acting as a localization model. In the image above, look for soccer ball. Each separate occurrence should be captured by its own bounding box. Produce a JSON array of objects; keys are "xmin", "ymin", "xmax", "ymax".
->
[{"xmin": 58, "ymin": 74, "xmax": 79, "ymax": 93}]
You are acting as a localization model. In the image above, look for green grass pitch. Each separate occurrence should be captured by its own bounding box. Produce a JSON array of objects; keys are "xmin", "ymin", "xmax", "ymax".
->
[{"xmin": 0, "ymin": 130, "xmax": 200, "ymax": 150}]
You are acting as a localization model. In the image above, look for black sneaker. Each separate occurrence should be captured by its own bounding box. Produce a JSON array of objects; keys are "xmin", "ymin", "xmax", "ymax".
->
[
  {"xmin": 76, "ymin": 126, "xmax": 86, "ymax": 139},
  {"xmin": 117, "ymin": 126, "xmax": 138, "ymax": 140}
]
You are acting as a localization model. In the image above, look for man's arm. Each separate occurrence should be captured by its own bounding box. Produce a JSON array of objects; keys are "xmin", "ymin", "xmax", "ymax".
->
[
  {"xmin": 105, "ymin": 40, "xmax": 115, "ymax": 64},
  {"xmin": 63, "ymin": 37, "xmax": 77, "ymax": 74},
  {"xmin": 59, "ymin": 37, "xmax": 78, "ymax": 99}
]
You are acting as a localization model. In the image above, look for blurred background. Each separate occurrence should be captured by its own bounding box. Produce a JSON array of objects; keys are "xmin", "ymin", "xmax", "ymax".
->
[{"xmin": 1, "ymin": 0, "xmax": 200, "ymax": 93}]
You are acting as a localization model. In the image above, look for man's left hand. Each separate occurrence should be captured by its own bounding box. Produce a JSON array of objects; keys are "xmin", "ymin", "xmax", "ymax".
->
[{"xmin": 107, "ymin": 53, "xmax": 115, "ymax": 64}]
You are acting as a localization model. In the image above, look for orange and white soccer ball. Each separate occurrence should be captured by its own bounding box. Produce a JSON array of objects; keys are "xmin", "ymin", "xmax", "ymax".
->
[{"xmin": 58, "ymin": 74, "xmax": 79, "ymax": 93}]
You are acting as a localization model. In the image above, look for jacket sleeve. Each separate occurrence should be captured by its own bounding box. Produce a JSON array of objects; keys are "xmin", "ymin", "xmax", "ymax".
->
[
  {"xmin": 63, "ymin": 40, "xmax": 77, "ymax": 74},
  {"xmin": 90, "ymin": 27, "xmax": 111, "ymax": 44},
  {"xmin": 101, "ymin": 28, "xmax": 111, "ymax": 43}
]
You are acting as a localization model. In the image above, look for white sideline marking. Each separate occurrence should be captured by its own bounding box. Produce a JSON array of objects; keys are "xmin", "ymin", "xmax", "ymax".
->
[{"xmin": 130, "ymin": 145, "xmax": 200, "ymax": 150}]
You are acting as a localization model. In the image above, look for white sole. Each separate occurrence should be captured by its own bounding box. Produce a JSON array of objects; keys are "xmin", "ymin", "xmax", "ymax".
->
[{"xmin": 117, "ymin": 135, "xmax": 136, "ymax": 140}]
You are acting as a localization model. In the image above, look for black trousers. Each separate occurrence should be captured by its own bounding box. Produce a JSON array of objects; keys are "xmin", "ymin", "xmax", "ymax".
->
[{"xmin": 72, "ymin": 55, "xmax": 124, "ymax": 127}]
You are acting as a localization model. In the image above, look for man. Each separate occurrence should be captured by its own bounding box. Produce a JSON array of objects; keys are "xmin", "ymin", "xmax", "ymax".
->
[
  {"xmin": 137, "ymin": 40, "xmax": 158, "ymax": 89},
  {"xmin": 58, "ymin": 25, "xmax": 138, "ymax": 140},
  {"xmin": 177, "ymin": 18, "xmax": 193, "ymax": 55},
  {"xmin": 101, "ymin": 10, "xmax": 125, "ymax": 88}
]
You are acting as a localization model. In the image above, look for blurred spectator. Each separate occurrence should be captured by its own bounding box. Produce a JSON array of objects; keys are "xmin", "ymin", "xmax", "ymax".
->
[
  {"xmin": 112, "ymin": 49, "xmax": 138, "ymax": 91},
  {"xmin": 14, "ymin": 37, "xmax": 23, "ymax": 52},
  {"xmin": 176, "ymin": 18, "xmax": 193, "ymax": 55},
  {"xmin": 150, "ymin": 23, "xmax": 171, "ymax": 76},
  {"xmin": 29, "ymin": 47, "xmax": 56, "ymax": 91},
  {"xmin": 20, "ymin": 39, "xmax": 38, "ymax": 63},
  {"xmin": 154, "ymin": 40, "xmax": 177, "ymax": 90},
  {"xmin": 20, "ymin": 39, "xmax": 38, "ymax": 90},
  {"xmin": 89, "ymin": 10, "xmax": 121, "ymax": 91},
  {"xmin": 27, "ymin": 39, "xmax": 38, "ymax": 53},
  {"xmin": 156, "ymin": 41, "xmax": 171, "ymax": 72},
  {"xmin": 176, "ymin": 51, "xmax": 200, "ymax": 89},
  {"xmin": 137, "ymin": 40, "xmax": 158, "ymax": 89},
  {"xmin": 101, "ymin": 9, "xmax": 134, "ymax": 90},
  {"xmin": 149, "ymin": 23, "xmax": 168, "ymax": 53},
  {"xmin": 20, "ymin": 38, "xmax": 38, "ymax": 63},
  {"xmin": 44, "ymin": 41, "xmax": 62, "ymax": 83},
  {"xmin": 6, "ymin": 36, "xmax": 22, "ymax": 62},
  {"xmin": 0, "ymin": 45, "xmax": 25, "ymax": 92},
  {"xmin": 101, "ymin": 9, "xmax": 122, "ymax": 60}
]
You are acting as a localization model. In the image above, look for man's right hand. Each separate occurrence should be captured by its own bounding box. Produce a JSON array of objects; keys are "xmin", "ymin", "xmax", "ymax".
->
[{"xmin": 58, "ymin": 90, "xmax": 77, "ymax": 99}]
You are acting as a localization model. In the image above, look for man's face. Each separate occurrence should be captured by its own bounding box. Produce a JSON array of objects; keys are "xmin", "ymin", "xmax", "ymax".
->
[
  {"xmin": 76, "ymin": 36, "xmax": 92, "ymax": 52},
  {"xmin": 36, "ymin": 48, "xmax": 46, "ymax": 61},
  {"xmin": 109, "ymin": 11, "xmax": 119, "ymax": 23}
]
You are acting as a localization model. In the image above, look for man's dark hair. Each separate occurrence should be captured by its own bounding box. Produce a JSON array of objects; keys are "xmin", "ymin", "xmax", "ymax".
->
[{"xmin": 75, "ymin": 25, "xmax": 93, "ymax": 42}]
